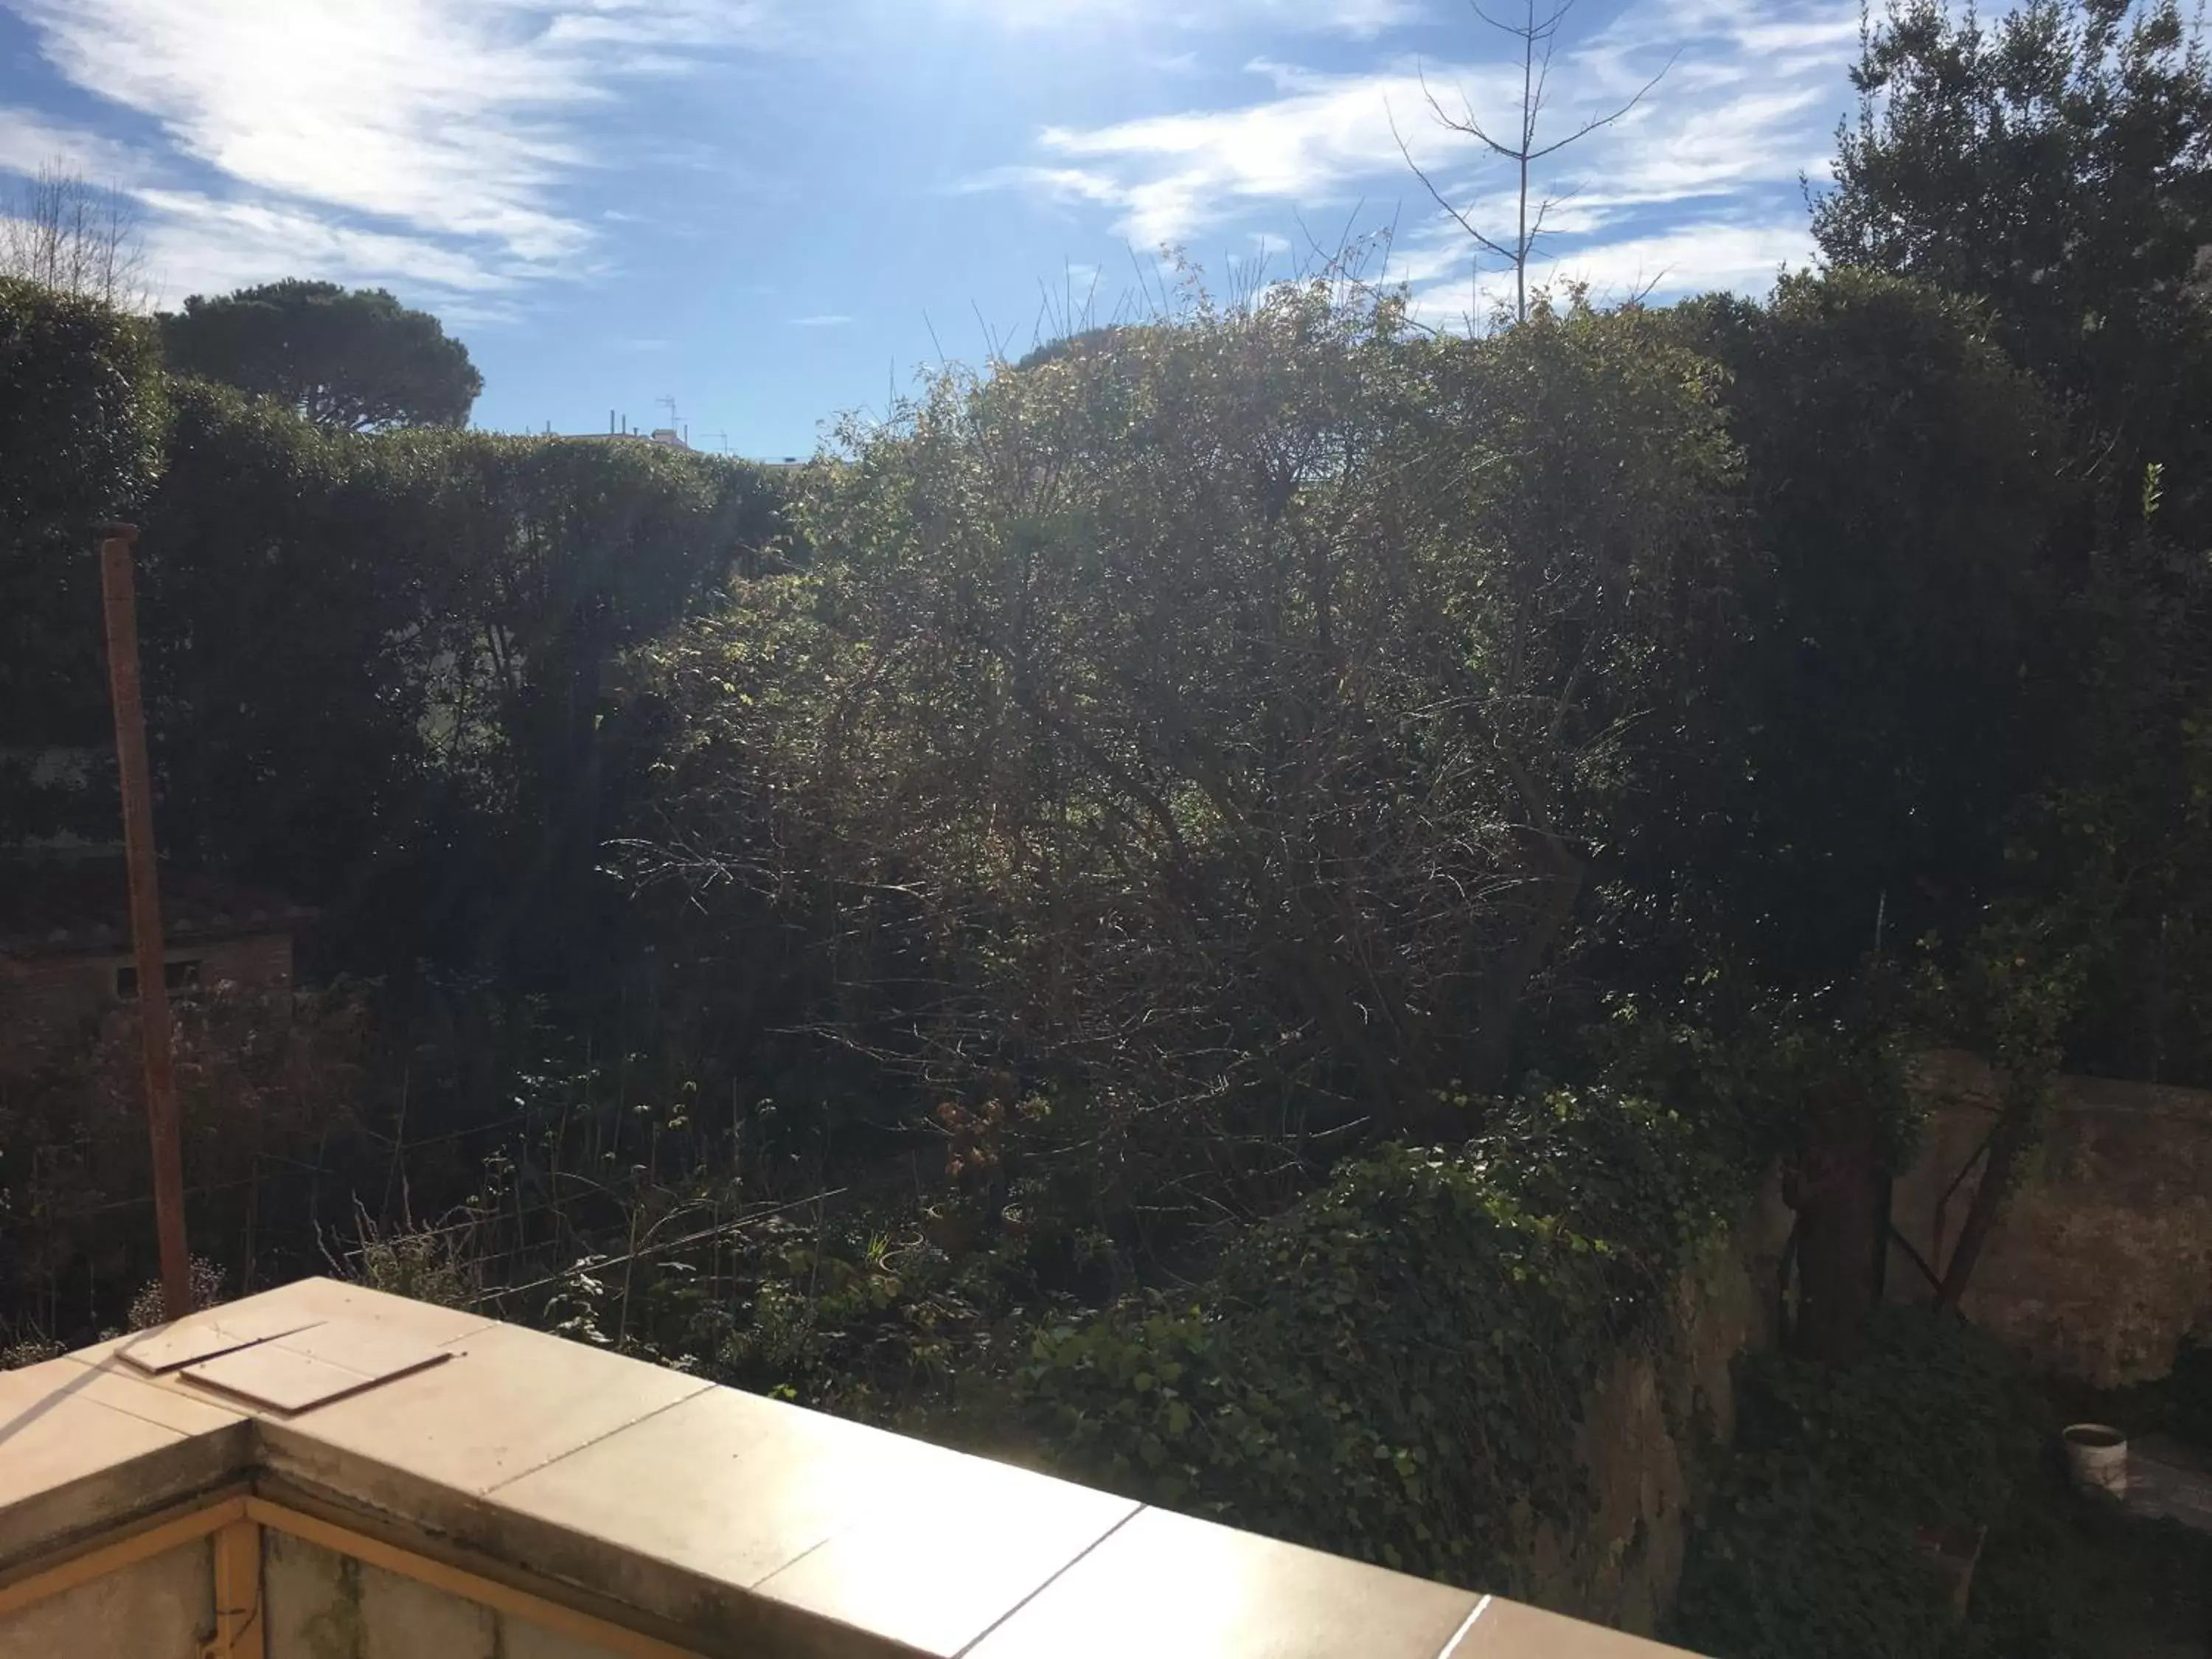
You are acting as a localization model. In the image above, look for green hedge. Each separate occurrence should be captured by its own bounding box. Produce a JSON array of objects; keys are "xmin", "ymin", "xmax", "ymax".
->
[
  {"xmin": 136, "ymin": 381, "xmax": 788, "ymax": 948},
  {"xmin": 1016, "ymin": 1087, "xmax": 1744, "ymax": 1586},
  {"xmin": 0, "ymin": 281, "xmax": 166, "ymax": 841},
  {"xmin": 0, "ymin": 286, "xmax": 788, "ymax": 971}
]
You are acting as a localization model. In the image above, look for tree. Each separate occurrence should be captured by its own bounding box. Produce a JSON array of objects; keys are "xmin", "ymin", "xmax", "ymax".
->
[
  {"xmin": 0, "ymin": 165, "xmax": 147, "ymax": 310},
  {"xmin": 1815, "ymin": 0, "xmax": 2212, "ymax": 532},
  {"xmin": 1815, "ymin": 1, "xmax": 2212, "ymax": 1311},
  {"xmin": 1394, "ymin": 0, "xmax": 1672, "ymax": 324},
  {"xmin": 159, "ymin": 279, "xmax": 482, "ymax": 431},
  {"xmin": 1642, "ymin": 271, "xmax": 2073, "ymax": 1360},
  {"xmin": 637, "ymin": 279, "xmax": 1744, "ymax": 1228}
]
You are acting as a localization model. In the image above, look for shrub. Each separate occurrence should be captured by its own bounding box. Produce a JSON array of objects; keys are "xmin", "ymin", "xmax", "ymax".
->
[
  {"xmin": 0, "ymin": 280, "xmax": 166, "ymax": 844},
  {"xmin": 1672, "ymin": 1308, "xmax": 2038, "ymax": 1659},
  {"xmin": 1017, "ymin": 1086, "xmax": 1743, "ymax": 1585}
]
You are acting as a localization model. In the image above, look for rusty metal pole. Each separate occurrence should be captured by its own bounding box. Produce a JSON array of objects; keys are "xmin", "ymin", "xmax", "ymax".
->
[{"xmin": 97, "ymin": 521, "xmax": 192, "ymax": 1323}]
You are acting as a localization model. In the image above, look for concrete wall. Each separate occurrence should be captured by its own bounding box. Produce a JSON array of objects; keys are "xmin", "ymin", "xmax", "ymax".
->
[
  {"xmin": 0, "ymin": 1540, "xmax": 212, "ymax": 1659},
  {"xmin": 1515, "ymin": 1175, "xmax": 1795, "ymax": 1635},
  {"xmin": 1890, "ymin": 1050, "xmax": 2212, "ymax": 1387},
  {"xmin": 265, "ymin": 1530, "xmax": 625, "ymax": 1659}
]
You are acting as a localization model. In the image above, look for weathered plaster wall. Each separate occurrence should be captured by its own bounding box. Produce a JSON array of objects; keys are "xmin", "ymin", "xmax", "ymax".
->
[
  {"xmin": 0, "ymin": 1539, "xmax": 212, "ymax": 1658},
  {"xmin": 264, "ymin": 1531, "xmax": 625, "ymax": 1659},
  {"xmin": 1890, "ymin": 1050, "xmax": 2212, "ymax": 1388},
  {"xmin": 1516, "ymin": 1175, "xmax": 1795, "ymax": 1635}
]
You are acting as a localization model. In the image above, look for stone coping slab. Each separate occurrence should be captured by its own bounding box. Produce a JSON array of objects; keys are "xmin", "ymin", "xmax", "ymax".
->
[{"xmin": 0, "ymin": 1279, "xmax": 1703, "ymax": 1658}]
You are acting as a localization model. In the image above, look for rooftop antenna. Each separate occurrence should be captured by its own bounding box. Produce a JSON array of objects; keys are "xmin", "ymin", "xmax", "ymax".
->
[
  {"xmin": 656, "ymin": 394, "xmax": 679, "ymax": 429},
  {"xmin": 704, "ymin": 430, "xmax": 729, "ymax": 453}
]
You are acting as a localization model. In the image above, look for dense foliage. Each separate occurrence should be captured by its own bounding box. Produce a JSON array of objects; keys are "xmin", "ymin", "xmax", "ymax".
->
[
  {"xmin": 0, "ymin": 279, "xmax": 164, "ymax": 831},
  {"xmin": 0, "ymin": 282, "xmax": 790, "ymax": 1321},
  {"xmin": 1673, "ymin": 1310, "xmax": 2037, "ymax": 1659},
  {"xmin": 640, "ymin": 284, "xmax": 1744, "ymax": 1237},
  {"xmin": 1818, "ymin": 0, "xmax": 2212, "ymax": 532},
  {"xmin": 160, "ymin": 279, "xmax": 484, "ymax": 431},
  {"xmin": 136, "ymin": 383, "xmax": 785, "ymax": 980},
  {"xmin": 1017, "ymin": 1087, "xmax": 1739, "ymax": 1586},
  {"xmin": 8, "ymin": 7, "xmax": 2212, "ymax": 1646},
  {"xmin": 1818, "ymin": 0, "xmax": 2212, "ymax": 1091}
]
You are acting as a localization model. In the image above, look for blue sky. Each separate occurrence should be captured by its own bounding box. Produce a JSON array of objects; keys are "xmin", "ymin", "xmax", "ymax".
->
[{"xmin": 0, "ymin": 0, "xmax": 1863, "ymax": 458}]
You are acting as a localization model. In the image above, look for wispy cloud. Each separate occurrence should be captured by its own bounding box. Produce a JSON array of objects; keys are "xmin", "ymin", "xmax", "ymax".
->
[
  {"xmin": 2, "ymin": 0, "xmax": 773, "ymax": 304},
  {"xmin": 790, "ymin": 313, "xmax": 855, "ymax": 327},
  {"xmin": 0, "ymin": 106, "xmax": 152, "ymax": 184},
  {"xmin": 978, "ymin": 0, "xmax": 1857, "ymax": 308},
  {"xmin": 947, "ymin": 0, "xmax": 1425, "ymax": 38}
]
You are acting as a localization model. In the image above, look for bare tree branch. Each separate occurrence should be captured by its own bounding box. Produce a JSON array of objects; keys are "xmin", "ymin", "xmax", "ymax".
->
[
  {"xmin": 0, "ymin": 163, "xmax": 148, "ymax": 310},
  {"xmin": 1399, "ymin": 0, "xmax": 1675, "ymax": 324}
]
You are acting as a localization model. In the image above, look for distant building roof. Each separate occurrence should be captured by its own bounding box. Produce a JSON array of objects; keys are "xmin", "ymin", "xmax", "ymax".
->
[
  {"xmin": 555, "ymin": 429, "xmax": 689, "ymax": 450},
  {"xmin": 0, "ymin": 860, "xmax": 312, "ymax": 959}
]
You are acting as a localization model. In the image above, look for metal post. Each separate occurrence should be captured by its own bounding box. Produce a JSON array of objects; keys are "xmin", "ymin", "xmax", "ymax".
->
[{"xmin": 97, "ymin": 521, "xmax": 191, "ymax": 1323}]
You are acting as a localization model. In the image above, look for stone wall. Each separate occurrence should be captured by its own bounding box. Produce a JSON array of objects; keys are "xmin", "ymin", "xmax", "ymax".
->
[
  {"xmin": 1889, "ymin": 1050, "xmax": 2212, "ymax": 1388},
  {"xmin": 1517, "ymin": 1174, "xmax": 1795, "ymax": 1635},
  {"xmin": 0, "ymin": 1539, "xmax": 212, "ymax": 1659},
  {"xmin": 264, "ymin": 1531, "xmax": 622, "ymax": 1659}
]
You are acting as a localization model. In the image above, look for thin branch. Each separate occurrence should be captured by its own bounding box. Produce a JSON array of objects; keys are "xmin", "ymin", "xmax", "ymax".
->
[
  {"xmin": 1399, "ymin": 0, "xmax": 1677, "ymax": 324},
  {"xmin": 1389, "ymin": 101, "xmax": 1521, "ymax": 265},
  {"xmin": 1525, "ymin": 55, "xmax": 1678, "ymax": 161}
]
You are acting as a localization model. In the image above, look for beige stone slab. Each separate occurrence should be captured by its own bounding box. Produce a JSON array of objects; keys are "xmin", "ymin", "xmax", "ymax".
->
[
  {"xmin": 257, "ymin": 1321, "xmax": 712, "ymax": 1511},
  {"xmin": 0, "ymin": 1355, "xmax": 251, "ymax": 1563},
  {"xmin": 111, "ymin": 1305, "xmax": 323, "ymax": 1374},
  {"xmin": 1447, "ymin": 1596, "xmax": 1697, "ymax": 1658},
  {"xmin": 751, "ymin": 1445, "xmax": 1138, "ymax": 1657},
  {"xmin": 489, "ymin": 1383, "xmax": 911, "ymax": 1614},
  {"xmin": 181, "ymin": 1338, "xmax": 445, "ymax": 1414},
  {"xmin": 74, "ymin": 1277, "xmax": 497, "ymax": 1377},
  {"xmin": 0, "ymin": 1357, "xmax": 187, "ymax": 1509},
  {"xmin": 963, "ymin": 1505, "xmax": 1484, "ymax": 1659},
  {"xmin": 264, "ymin": 1318, "xmax": 451, "ymax": 1381},
  {"xmin": 223, "ymin": 1276, "xmax": 498, "ymax": 1346},
  {"xmin": 51, "ymin": 1357, "xmax": 248, "ymax": 1439}
]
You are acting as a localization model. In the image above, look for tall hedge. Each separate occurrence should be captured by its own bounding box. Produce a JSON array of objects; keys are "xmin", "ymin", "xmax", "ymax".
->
[
  {"xmin": 135, "ymin": 382, "xmax": 788, "ymax": 976},
  {"xmin": 0, "ymin": 280, "xmax": 165, "ymax": 844},
  {"xmin": 0, "ymin": 284, "xmax": 789, "ymax": 984}
]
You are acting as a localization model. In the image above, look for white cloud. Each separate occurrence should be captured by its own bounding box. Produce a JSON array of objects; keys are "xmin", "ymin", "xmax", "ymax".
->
[
  {"xmin": 947, "ymin": 0, "xmax": 1424, "ymax": 38},
  {"xmin": 985, "ymin": 58, "xmax": 1514, "ymax": 248},
  {"xmin": 0, "ymin": 106, "xmax": 152, "ymax": 185},
  {"xmin": 4, "ymin": 0, "xmax": 772, "ymax": 302},
  {"xmin": 1537, "ymin": 219, "xmax": 1812, "ymax": 298},
  {"xmin": 979, "ymin": 0, "xmax": 1856, "ymax": 302},
  {"xmin": 1391, "ymin": 215, "xmax": 1813, "ymax": 324},
  {"xmin": 133, "ymin": 189, "xmax": 538, "ymax": 308},
  {"xmin": 790, "ymin": 313, "xmax": 855, "ymax": 327}
]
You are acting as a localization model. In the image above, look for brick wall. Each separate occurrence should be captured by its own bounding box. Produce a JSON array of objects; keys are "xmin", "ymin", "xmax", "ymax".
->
[{"xmin": 0, "ymin": 931, "xmax": 294, "ymax": 1077}]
